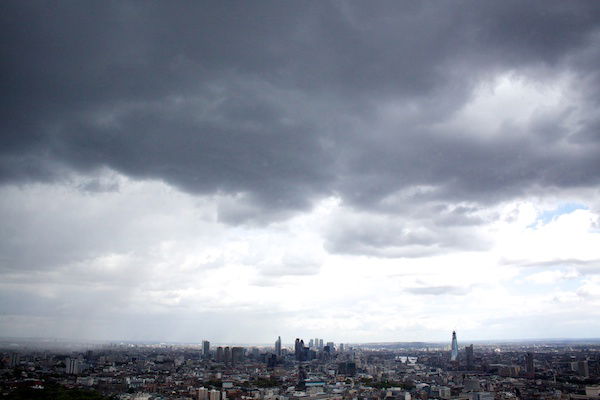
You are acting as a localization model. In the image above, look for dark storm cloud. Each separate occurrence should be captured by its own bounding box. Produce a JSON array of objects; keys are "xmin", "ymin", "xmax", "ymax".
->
[
  {"xmin": 2, "ymin": 0, "xmax": 600, "ymax": 228},
  {"xmin": 77, "ymin": 176, "xmax": 120, "ymax": 193}
]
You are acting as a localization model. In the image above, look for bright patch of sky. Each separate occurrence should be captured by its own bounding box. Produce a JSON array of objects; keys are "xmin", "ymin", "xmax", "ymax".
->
[{"xmin": 531, "ymin": 203, "xmax": 589, "ymax": 227}]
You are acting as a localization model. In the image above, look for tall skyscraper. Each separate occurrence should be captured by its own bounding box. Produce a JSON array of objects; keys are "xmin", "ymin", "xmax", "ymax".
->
[
  {"xmin": 578, "ymin": 360, "xmax": 589, "ymax": 378},
  {"xmin": 450, "ymin": 331, "xmax": 459, "ymax": 361},
  {"xmin": 319, "ymin": 339, "xmax": 323, "ymax": 349},
  {"xmin": 525, "ymin": 352, "xmax": 534, "ymax": 378},
  {"xmin": 203, "ymin": 340, "xmax": 210, "ymax": 359},
  {"xmin": 216, "ymin": 347, "xmax": 224, "ymax": 363},
  {"xmin": 466, "ymin": 344, "xmax": 474, "ymax": 369},
  {"xmin": 65, "ymin": 357, "xmax": 80, "ymax": 374},
  {"xmin": 275, "ymin": 336, "xmax": 282, "ymax": 357},
  {"xmin": 294, "ymin": 338, "xmax": 301, "ymax": 360},
  {"xmin": 224, "ymin": 346, "xmax": 231, "ymax": 364},
  {"xmin": 231, "ymin": 347, "xmax": 244, "ymax": 364},
  {"xmin": 294, "ymin": 338, "xmax": 308, "ymax": 361},
  {"xmin": 309, "ymin": 339, "xmax": 314, "ymax": 348}
]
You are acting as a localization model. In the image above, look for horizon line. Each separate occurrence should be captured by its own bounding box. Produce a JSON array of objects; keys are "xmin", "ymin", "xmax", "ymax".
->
[{"xmin": 2, "ymin": 335, "xmax": 600, "ymax": 347}]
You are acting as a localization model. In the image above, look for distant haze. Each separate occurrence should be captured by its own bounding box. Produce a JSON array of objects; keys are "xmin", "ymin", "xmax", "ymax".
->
[{"xmin": 1, "ymin": 1, "xmax": 600, "ymax": 343}]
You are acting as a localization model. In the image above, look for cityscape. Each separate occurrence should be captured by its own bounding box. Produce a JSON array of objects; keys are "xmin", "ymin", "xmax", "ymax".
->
[
  {"xmin": 2, "ymin": 1, "xmax": 600, "ymax": 400},
  {"xmin": 2, "ymin": 333, "xmax": 600, "ymax": 399}
]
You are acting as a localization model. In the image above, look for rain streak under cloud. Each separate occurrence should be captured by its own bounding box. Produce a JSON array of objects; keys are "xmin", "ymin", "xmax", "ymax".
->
[{"xmin": 1, "ymin": 1, "xmax": 600, "ymax": 343}]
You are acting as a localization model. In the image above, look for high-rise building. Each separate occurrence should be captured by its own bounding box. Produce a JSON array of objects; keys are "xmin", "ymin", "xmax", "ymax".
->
[
  {"xmin": 203, "ymin": 341, "xmax": 210, "ymax": 359},
  {"xmin": 339, "ymin": 343, "xmax": 344, "ymax": 352},
  {"xmin": 466, "ymin": 344, "xmax": 474, "ymax": 369},
  {"xmin": 198, "ymin": 387, "xmax": 209, "ymax": 400},
  {"xmin": 224, "ymin": 347, "xmax": 231, "ymax": 364},
  {"xmin": 309, "ymin": 339, "xmax": 314, "ymax": 348},
  {"xmin": 9, "ymin": 353, "xmax": 20, "ymax": 368},
  {"xmin": 295, "ymin": 338, "xmax": 301, "ymax": 360},
  {"xmin": 65, "ymin": 357, "xmax": 80, "ymax": 375},
  {"xmin": 525, "ymin": 352, "xmax": 534, "ymax": 378},
  {"xmin": 450, "ymin": 331, "xmax": 459, "ymax": 361},
  {"xmin": 294, "ymin": 338, "xmax": 308, "ymax": 361},
  {"xmin": 275, "ymin": 336, "xmax": 282, "ymax": 357},
  {"xmin": 337, "ymin": 361, "xmax": 356, "ymax": 376},
  {"xmin": 319, "ymin": 339, "xmax": 323, "ymax": 349},
  {"xmin": 216, "ymin": 347, "xmax": 224, "ymax": 363},
  {"xmin": 231, "ymin": 347, "xmax": 244, "ymax": 364},
  {"xmin": 578, "ymin": 360, "xmax": 589, "ymax": 378}
]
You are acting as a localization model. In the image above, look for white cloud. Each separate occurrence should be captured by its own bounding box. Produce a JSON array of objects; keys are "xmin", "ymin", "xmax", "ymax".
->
[
  {"xmin": 1, "ymin": 172, "xmax": 600, "ymax": 342},
  {"xmin": 526, "ymin": 269, "xmax": 580, "ymax": 285},
  {"xmin": 443, "ymin": 72, "xmax": 575, "ymax": 139}
]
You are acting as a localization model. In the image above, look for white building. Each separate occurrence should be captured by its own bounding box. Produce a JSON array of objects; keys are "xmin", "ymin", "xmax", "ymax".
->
[{"xmin": 65, "ymin": 358, "xmax": 80, "ymax": 374}]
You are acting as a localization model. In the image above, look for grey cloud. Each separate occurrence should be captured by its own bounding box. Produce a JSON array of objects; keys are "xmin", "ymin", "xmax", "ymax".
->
[
  {"xmin": 338, "ymin": 116, "xmax": 600, "ymax": 212},
  {"xmin": 0, "ymin": 303, "xmax": 287, "ymax": 343},
  {"xmin": 216, "ymin": 193, "xmax": 302, "ymax": 226},
  {"xmin": 0, "ymin": 180, "xmax": 223, "ymax": 275},
  {"xmin": 324, "ymin": 207, "xmax": 491, "ymax": 257},
  {"xmin": 433, "ymin": 205, "xmax": 488, "ymax": 227},
  {"xmin": 505, "ymin": 258, "xmax": 600, "ymax": 278},
  {"xmin": 77, "ymin": 177, "xmax": 120, "ymax": 193},
  {"xmin": 1, "ymin": 0, "xmax": 600, "ymax": 240},
  {"xmin": 0, "ymin": 286, "xmax": 131, "ymax": 318}
]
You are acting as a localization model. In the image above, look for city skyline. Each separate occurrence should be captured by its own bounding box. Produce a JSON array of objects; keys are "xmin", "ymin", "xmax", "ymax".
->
[
  {"xmin": 3, "ymin": 333, "xmax": 598, "ymax": 399},
  {"xmin": 1, "ymin": 1, "xmax": 600, "ymax": 343},
  {"xmin": 4, "ymin": 332, "xmax": 600, "ymax": 350}
]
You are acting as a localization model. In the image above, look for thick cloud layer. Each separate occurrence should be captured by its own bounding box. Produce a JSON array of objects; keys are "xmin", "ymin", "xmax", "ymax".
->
[
  {"xmin": 3, "ymin": 1, "xmax": 600, "ymax": 219},
  {"xmin": 1, "ymin": 1, "xmax": 600, "ymax": 342}
]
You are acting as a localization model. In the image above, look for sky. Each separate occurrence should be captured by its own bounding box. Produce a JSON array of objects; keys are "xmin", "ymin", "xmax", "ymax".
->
[{"xmin": 1, "ymin": 1, "xmax": 600, "ymax": 345}]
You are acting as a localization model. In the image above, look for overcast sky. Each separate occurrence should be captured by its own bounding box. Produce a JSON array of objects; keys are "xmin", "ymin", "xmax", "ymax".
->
[{"xmin": 1, "ymin": 1, "xmax": 600, "ymax": 345}]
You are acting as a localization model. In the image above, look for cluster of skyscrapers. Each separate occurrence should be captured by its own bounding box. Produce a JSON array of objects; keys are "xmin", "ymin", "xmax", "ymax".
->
[
  {"xmin": 200, "ymin": 331, "xmax": 519, "ymax": 370},
  {"xmin": 200, "ymin": 340, "xmax": 243, "ymax": 364},
  {"xmin": 199, "ymin": 336, "xmax": 343, "ymax": 365},
  {"xmin": 293, "ymin": 337, "xmax": 340, "ymax": 361}
]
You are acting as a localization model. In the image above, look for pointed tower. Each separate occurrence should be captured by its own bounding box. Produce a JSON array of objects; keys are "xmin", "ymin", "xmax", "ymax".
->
[
  {"xmin": 275, "ymin": 336, "xmax": 282, "ymax": 357},
  {"xmin": 450, "ymin": 331, "xmax": 459, "ymax": 361}
]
